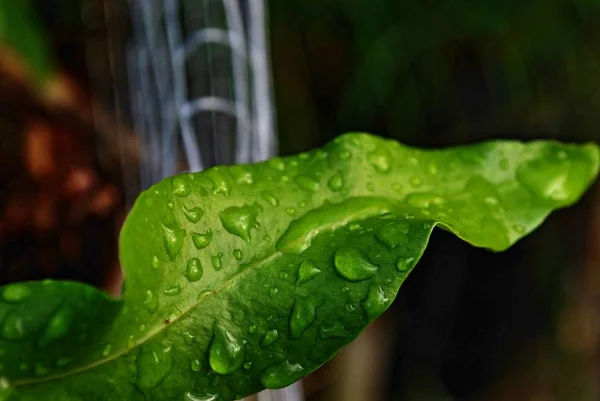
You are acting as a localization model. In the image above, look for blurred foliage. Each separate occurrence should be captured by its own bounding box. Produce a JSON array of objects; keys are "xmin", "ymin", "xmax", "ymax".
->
[{"xmin": 0, "ymin": 0, "xmax": 55, "ymax": 84}]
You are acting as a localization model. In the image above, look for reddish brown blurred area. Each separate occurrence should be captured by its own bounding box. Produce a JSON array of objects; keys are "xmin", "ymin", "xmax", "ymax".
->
[{"xmin": 0, "ymin": 46, "xmax": 126, "ymax": 290}]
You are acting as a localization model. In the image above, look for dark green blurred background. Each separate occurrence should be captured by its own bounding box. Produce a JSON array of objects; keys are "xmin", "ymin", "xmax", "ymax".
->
[{"xmin": 1, "ymin": 1, "xmax": 599, "ymax": 400}]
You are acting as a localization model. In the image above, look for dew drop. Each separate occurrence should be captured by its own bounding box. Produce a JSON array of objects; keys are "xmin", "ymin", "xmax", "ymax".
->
[
  {"xmin": 374, "ymin": 222, "xmax": 409, "ymax": 250},
  {"xmin": 297, "ymin": 261, "xmax": 322, "ymax": 285},
  {"xmin": 183, "ymin": 332, "xmax": 196, "ymax": 346},
  {"xmin": 261, "ymin": 191, "xmax": 279, "ymax": 206},
  {"xmin": 151, "ymin": 255, "xmax": 160, "ymax": 269},
  {"xmin": 260, "ymin": 361, "xmax": 305, "ymax": 389},
  {"xmin": 211, "ymin": 253, "xmax": 223, "ymax": 271},
  {"xmin": 163, "ymin": 225, "xmax": 186, "ymax": 261},
  {"xmin": 319, "ymin": 321, "xmax": 346, "ymax": 339},
  {"xmin": 278, "ymin": 271, "xmax": 289, "ymax": 280},
  {"xmin": 184, "ymin": 392, "xmax": 218, "ymax": 401},
  {"xmin": 244, "ymin": 361, "xmax": 252, "ymax": 370},
  {"xmin": 191, "ymin": 231, "xmax": 212, "ymax": 249},
  {"xmin": 406, "ymin": 193, "xmax": 445, "ymax": 208},
  {"xmin": 269, "ymin": 287, "xmax": 279, "ymax": 298},
  {"xmin": 183, "ymin": 206, "xmax": 204, "ymax": 223},
  {"xmin": 102, "ymin": 343, "xmax": 112, "ymax": 357},
  {"xmin": 295, "ymin": 175, "xmax": 320, "ymax": 192},
  {"xmin": 35, "ymin": 362, "xmax": 49, "ymax": 376},
  {"xmin": 144, "ymin": 290, "xmax": 159, "ymax": 313},
  {"xmin": 219, "ymin": 204, "xmax": 259, "ymax": 241},
  {"xmin": 233, "ymin": 249, "xmax": 242, "ymax": 261},
  {"xmin": 513, "ymin": 224, "xmax": 525, "ymax": 234},
  {"xmin": 172, "ymin": 176, "xmax": 191, "ymax": 197},
  {"xmin": 396, "ymin": 257, "xmax": 416, "ymax": 273},
  {"xmin": 2, "ymin": 284, "xmax": 32, "ymax": 304},
  {"xmin": 1, "ymin": 312, "xmax": 26, "ymax": 340},
  {"xmin": 367, "ymin": 148, "xmax": 392, "ymax": 173},
  {"xmin": 334, "ymin": 247, "xmax": 379, "ymax": 282},
  {"xmin": 260, "ymin": 329, "xmax": 279, "ymax": 347},
  {"xmin": 391, "ymin": 183, "xmax": 401, "ymax": 192},
  {"xmin": 409, "ymin": 177, "xmax": 422, "ymax": 187},
  {"xmin": 423, "ymin": 222, "xmax": 432, "ymax": 229},
  {"xmin": 248, "ymin": 324, "xmax": 257, "ymax": 334},
  {"xmin": 191, "ymin": 359, "xmax": 202, "ymax": 372},
  {"xmin": 362, "ymin": 285, "xmax": 390, "ymax": 320},
  {"xmin": 209, "ymin": 327, "xmax": 244, "ymax": 375},
  {"xmin": 327, "ymin": 173, "xmax": 344, "ymax": 192},
  {"xmin": 267, "ymin": 158, "xmax": 285, "ymax": 171},
  {"xmin": 289, "ymin": 298, "xmax": 318, "ymax": 338},
  {"xmin": 184, "ymin": 258, "xmax": 203, "ymax": 282},
  {"xmin": 229, "ymin": 166, "xmax": 254, "ymax": 184},
  {"xmin": 427, "ymin": 163, "xmax": 438, "ymax": 175},
  {"xmin": 135, "ymin": 344, "xmax": 174, "ymax": 389},
  {"xmin": 128, "ymin": 335, "xmax": 136, "ymax": 348},
  {"xmin": 55, "ymin": 357, "xmax": 73, "ymax": 367},
  {"xmin": 38, "ymin": 306, "xmax": 74, "ymax": 347},
  {"xmin": 339, "ymin": 150, "xmax": 351, "ymax": 160},
  {"xmin": 484, "ymin": 196, "xmax": 499, "ymax": 206},
  {"xmin": 164, "ymin": 284, "xmax": 182, "ymax": 296},
  {"xmin": 286, "ymin": 208, "xmax": 296, "ymax": 216}
]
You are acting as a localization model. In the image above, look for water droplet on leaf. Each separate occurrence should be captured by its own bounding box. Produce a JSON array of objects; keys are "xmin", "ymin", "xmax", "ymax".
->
[
  {"xmin": 211, "ymin": 253, "xmax": 223, "ymax": 271},
  {"xmin": 374, "ymin": 222, "xmax": 409, "ymax": 250},
  {"xmin": 297, "ymin": 261, "xmax": 322, "ymax": 284},
  {"xmin": 191, "ymin": 359, "xmax": 201, "ymax": 372},
  {"xmin": 260, "ymin": 329, "xmax": 279, "ymax": 347},
  {"xmin": 362, "ymin": 285, "xmax": 390, "ymax": 320},
  {"xmin": 244, "ymin": 361, "xmax": 252, "ymax": 370},
  {"xmin": 192, "ymin": 231, "xmax": 212, "ymax": 249},
  {"xmin": 220, "ymin": 205, "xmax": 259, "ymax": 241},
  {"xmin": 327, "ymin": 173, "xmax": 344, "ymax": 192},
  {"xmin": 172, "ymin": 176, "xmax": 191, "ymax": 197},
  {"xmin": 102, "ymin": 344, "xmax": 112, "ymax": 357},
  {"xmin": 261, "ymin": 191, "xmax": 279, "ymax": 206},
  {"xmin": 144, "ymin": 290, "xmax": 159, "ymax": 313},
  {"xmin": 183, "ymin": 206, "xmax": 204, "ymax": 223},
  {"xmin": 319, "ymin": 321, "xmax": 346, "ymax": 339},
  {"xmin": 35, "ymin": 362, "xmax": 49, "ymax": 376},
  {"xmin": 261, "ymin": 361, "xmax": 305, "ymax": 389},
  {"xmin": 38, "ymin": 306, "xmax": 74, "ymax": 347},
  {"xmin": 2, "ymin": 284, "xmax": 32, "ymax": 303},
  {"xmin": 396, "ymin": 257, "xmax": 416, "ymax": 272},
  {"xmin": 209, "ymin": 327, "xmax": 244, "ymax": 375},
  {"xmin": 269, "ymin": 287, "xmax": 278, "ymax": 298},
  {"xmin": 163, "ymin": 225, "xmax": 186, "ymax": 261},
  {"xmin": 233, "ymin": 249, "xmax": 242, "ymax": 261},
  {"xmin": 290, "ymin": 298, "xmax": 318, "ymax": 338},
  {"xmin": 334, "ymin": 247, "xmax": 379, "ymax": 281},
  {"xmin": 368, "ymin": 148, "xmax": 392, "ymax": 173},
  {"xmin": 295, "ymin": 176, "xmax": 320, "ymax": 192},
  {"xmin": 409, "ymin": 177, "xmax": 422, "ymax": 187},
  {"xmin": 135, "ymin": 344, "xmax": 174, "ymax": 389},
  {"xmin": 164, "ymin": 284, "xmax": 182, "ymax": 296},
  {"xmin": 185, "ymin": 258, "xmax": 203, "ymax": 282},
  {"xmin": 151, "ymin": 255, "xmax": 160, "ymax": 269},
  {"xmin": 1, "ymin": 312, "xmax": 26, "ymax": 340}
]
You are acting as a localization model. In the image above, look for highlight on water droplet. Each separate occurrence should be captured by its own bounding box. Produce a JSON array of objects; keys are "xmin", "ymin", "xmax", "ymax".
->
[
  {"xmin": 295, "ymin": 175, "xmax": 320, "ymax": 192},
  {"xmin": 319, "ymin": 321, "xmax": 346, "ymax": 339},
  {"xmin": 211, "ymin": 253, "xmax": 223, "ymax": 271},
  {"xmin": 513, "ymin": 224, "xmax": 525, "ymax": 234},
  {"xmin": 367, "ymin": 148, "xmax": 392, "ymax": 173},
  {"xmin": 184, "ymin": 392, "xmax": 218, "ymax": 401},
  {"xmin": 297, "ymin": 260, "xmax": 322, "ymax": 285},
  {"xmin": 327, "ymin": 173, "xmax": 344, "ymax": 192},
  {"xmin": 289, "ymin": 297, "xmax": 318, "ymax": 339},
  {"xmin": 144, "ymin": 290, "xmax": 159, "ymax": 313},
  {"xmin": 219, "ymin": 204, "xmax": 259, "ymax": 241},
  {"xmin": 396, "ymin": 257, "xmax": 416, "ymax": 273},
  {"xmin": 191, "ymin": 359, "xmax": 201, "ymax": 372},
  {"xmin": 38, "ymin": 305, "xmax": 74, "ymax": 347},
  {"xmin": 362, "ymin": 284, "xmax": 390, "ymax": 320},
  {"xmin": 172, "ymin": 175, "xmax": 191, "ymax": 197},
  {"xmin": 164, "ymin": 284, "xmax": 182, "ymax": 296},
  {"xmin": 209, "ymin": 327, "xmax": 244, "ymax": 375},
  {"xmin": 135, "ymin": 343, "xmax": 174, "ymax": 389},
  {"xmin": 269, "ymin": 287, "xmax": 279, "ymax": 298},
  {"xmin": 244, "ymin": 361, "xmax": 253, "ymax": 370},
  {"xmin": 2, "ymin": 284, "xmax": 32, "ymax": 304},
  {"xmin": 1, "ymin": 312, "xmax": 26, "ymax": 340},
  {"xmin": 334, "ymin": 247, "xmax": 379, "ymax": 282},
  {"xmin": 102, "ymin": 343, "xmax": 112, "ymax": 357},
  {"xmin": 183, "ymin": 206, "xmax": 204, "ymax": 223},
  {"xmin": 260, "ymin": 360, "xmax": 305, "ymax": 389},
  {"xmin": 233, "ymin": 249, "xmax": 242, "ymax": 261},
  {"xmin": 151, "ymin": 255, "xmax": 160, "ymax": 269},
  {"xmin": 374, "ymin": 222, "xmax": 409, "ymax": 250},
  {"xmin": 191, "ymin": 231, "xmax": 212, "ymax": 249},
  {"xmin": 260, "ymin": 329, "xmax": 279, "ymax": 347},
  {"xmin": 184, "ymin": 258, "xmax": 203, "ymax": 282},
  {"xmin": 163, "ymin": 224, "xmax": 186, "ymax": 261},
  {"xmin": 261, "ymin": 191, "xmax": 279, "ymax": 206}
]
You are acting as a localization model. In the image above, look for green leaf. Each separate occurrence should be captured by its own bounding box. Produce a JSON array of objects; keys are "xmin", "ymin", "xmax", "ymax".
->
[{"xmin": 0, "ymin": 133, "xmax": 597, "ymax": 400}]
